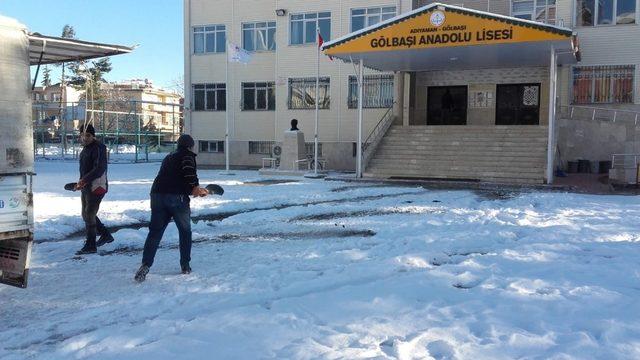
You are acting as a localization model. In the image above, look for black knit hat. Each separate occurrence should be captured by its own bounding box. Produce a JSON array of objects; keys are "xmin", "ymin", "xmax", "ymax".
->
[
  {"xmin": 79, "ymin": 123, "xmax": 96, "ymax": 136},
  {"xmin": 177, "ymin": 134, "xmax": 195, "ymax": 149}
]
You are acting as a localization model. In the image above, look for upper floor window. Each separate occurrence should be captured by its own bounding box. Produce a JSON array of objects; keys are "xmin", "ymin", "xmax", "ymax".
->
[
  {"xmin": 288, "ymin": 77, "xmax": 330, "ymax": 109},
  {"xmin": 290, "ymin": 12, "xmax": 330, "ymax": 45},
  {"xmin": 576, "ymin": 0, "xmax": 636, "ymax": 26},
  {"xmin": 242, "ymin": 22, "xmax": 276, "ymax": 51},
  {"xmin": 351, "ymin": 6, "xmax": 396, "ymax": 32},
  {"xmin": 193, "ymin": 25, "xmax": 226, "ymax": 54},
  {"xmin": 192, "ymin": 83, "xmax": 226, "ymax": 111},
  {"xmin": 348, "ymin": 74, "xmax": 394, "ymax": 109},
  {"xmin": 242, "ymin": 82, "xmax": 275, "ymax": 111},
  {"xmin": 512, "ymin": 0, "xmax": 556, "ymax": 24},
  {"xmin": 572, "ymin": 65, "xmax": 635, "ymax": 104}
]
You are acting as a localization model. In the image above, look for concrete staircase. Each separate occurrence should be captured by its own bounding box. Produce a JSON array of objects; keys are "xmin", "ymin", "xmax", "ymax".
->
[{"xmin": 365, "ymin": 125, "xmax": 549, "ymax": 184}]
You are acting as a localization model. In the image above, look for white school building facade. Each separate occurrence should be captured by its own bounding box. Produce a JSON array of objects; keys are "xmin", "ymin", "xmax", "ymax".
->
[{"xmin": 184, "ymin": 0, "xmax": 640, "ymax": 184}]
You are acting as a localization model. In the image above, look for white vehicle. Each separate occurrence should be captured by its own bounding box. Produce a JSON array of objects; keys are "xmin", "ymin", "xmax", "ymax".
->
[{"xmin": 0, "ymin": 14, "xmax": 132, "ymax": 288}]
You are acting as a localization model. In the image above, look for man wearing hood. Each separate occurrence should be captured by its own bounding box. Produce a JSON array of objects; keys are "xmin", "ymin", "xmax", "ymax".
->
[{"xmin": 134, "ymin": 134, "xmax": 209, "ymax": 282}]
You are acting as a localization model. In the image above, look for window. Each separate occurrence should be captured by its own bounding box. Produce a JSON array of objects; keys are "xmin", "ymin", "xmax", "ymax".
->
[
  {"xmin": 193, "ymin": 25, "xmax": 226, "ymax": 54},
  {"xmin": 351, "ymin": 6, "xmax": 396, "ymax": 32},
  {"xmin": 242, "ymin": 82, "xmax": 275, "ymax": 110},
  {"xmin": 199, "ymin": 140, "xmax": 225, "ymax": 153},
  {"xmin": 305, "ymin": 143, "xmax": 323, "ymax": 157},
  {"xmin": 348, "ymin": 74, "xmax": 394, "ymax": 108},
  {"xmin": 249, "ymin": 141, "xmax": 274, "ymax": 155},
  {"xmin": 572, "ymin": 65, "xmax": 635, "ymax": 104},
  {"xmin": 192, "ymin": 84, "xmax": 226, "ymax": 111},
  {"xmin": 288, "ymin": 77, "xmax": 330, "ymax": 109},
  {"xmin": 576, "ymin": 0, "xmax": 636, "ymax": 26},
  {"xmin": 243, "ymin": 22, "xmax": 276, "ymax": 51},
  {"xmin": 511, "ymin": 0, "xmax": 556, "ymax": 24},
  {"xmin": 290, "ymin": 12, "xmax": 330, "ymax": 45},
  {"xmin": 52, "ymin": 93, "xmax": 62, "ymax": 102}
]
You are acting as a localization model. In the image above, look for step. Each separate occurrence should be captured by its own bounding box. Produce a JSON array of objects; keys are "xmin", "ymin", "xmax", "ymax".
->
[
  {"xmin": 367, "ymin": 169, "xmax": 544, "ymax": 182},
  {"xmin": 374, "ymin": 148, "xmax": 548, "ymax": 157},
  {"xmin": 363, "ymin": 172, "xmax": 544, "ymax": 185},
  {"xmin": 370, "ymin": 156, "xmax": 546, "ymax": 165},
  {"xmin": 367, "ymin": 164, "xmax": 545, "ymax": 176}
]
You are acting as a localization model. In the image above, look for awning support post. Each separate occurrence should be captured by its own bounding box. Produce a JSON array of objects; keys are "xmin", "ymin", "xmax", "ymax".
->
[
  {"xmin": 546, "ymin": 46, "xmax": 557, "ymax": 184},
  {"xmin": 356, "ymin": 59, "xmax": 364, "ymax": 178}
]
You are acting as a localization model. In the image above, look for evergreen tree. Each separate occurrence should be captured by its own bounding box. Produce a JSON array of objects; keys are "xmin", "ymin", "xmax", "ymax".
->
[{"xmin": 41, "ymin": 66, "xmax": 52, "ymax": 87}]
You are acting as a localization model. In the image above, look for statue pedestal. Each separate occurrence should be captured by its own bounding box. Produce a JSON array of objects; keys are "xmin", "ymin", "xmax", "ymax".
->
[{"xmin": 280, "ymin": 131, "xmax": 305, "ymax": 170}]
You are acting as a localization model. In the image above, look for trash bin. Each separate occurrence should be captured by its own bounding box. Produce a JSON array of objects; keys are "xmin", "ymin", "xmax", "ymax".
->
[
  {"xmin": 567, "ymin": 160, "xmax": 579, "ymax": 173},
  {"xmin": 578, "ymin": 159, "xmax": 591, "ymax": 173},
  {"xmin": 599, "ymin": 160, "xmax": 612, "ymax": 174}
]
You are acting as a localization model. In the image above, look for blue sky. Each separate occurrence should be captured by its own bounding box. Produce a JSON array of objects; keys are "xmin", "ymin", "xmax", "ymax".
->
[{"xmin": 0, "ymin": 0, "xmax": 183, "ymax": 89}]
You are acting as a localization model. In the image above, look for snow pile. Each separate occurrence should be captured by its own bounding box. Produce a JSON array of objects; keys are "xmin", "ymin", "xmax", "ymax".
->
[{"xmin": 1, "ymin": 161, "xmax": 640, "ymax": 359}]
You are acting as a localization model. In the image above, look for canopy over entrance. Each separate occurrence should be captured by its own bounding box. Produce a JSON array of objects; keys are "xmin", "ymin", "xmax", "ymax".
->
[
  {"xmin": 322, "ymin": 3, "xmax": 579, "ymax": 71},
  {"xmin": 28, "ymin": 33, "xmax": 133, "ymax": 65}
]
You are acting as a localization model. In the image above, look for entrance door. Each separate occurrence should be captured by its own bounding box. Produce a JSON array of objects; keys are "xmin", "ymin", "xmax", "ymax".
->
[
  {"xmin": 427, "ymin": 86, "xmax": 467, "ymax": 125},
  {"xmin": 495, "ymin": 84, "xmax": 540, "ymax": 125}
]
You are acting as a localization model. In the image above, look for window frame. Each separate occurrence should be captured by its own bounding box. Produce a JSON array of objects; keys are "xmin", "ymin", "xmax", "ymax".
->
[
  {"xmin": 574, "ymin": 0, "xmax": 637, "ymax": 26},
  {"xmin": 198, "ymin": 140, "xmax": 225, "ymax": 153},
  {"xmin": 350, "ymin": 6, "xmax": 397, "ymax": 32},
  {"xmin": 287, "ymin": 77, "xmax": 331, "ymax": 110},
  {"xmin": 248, "ymin": 141, "xmax": 274, "ymax": 155},
  {"xmin": 192, "ymin": 25, "xmax": 226, "ymax": 54},
  {"xmin": 289, "ymin": 11, "xmax": 331, "ymax": 46},
  {"xmin": 570, "ymin": 64, "xmax": 636, "ymax": 104},
  {"xmin": 242, "ymin": 21, "xmax": 276, "ymax": 52},
  {"xmin": 348, "ymin": 74, "xmax": 395, "ymax": 109},
  {"xmin": 241, "ymin": 82, "xmax": 276, "ymax": 111},
  {"xmin": 192, "ymin": 83, "xmax": 227, "ymax": 111},
  {"xmin": 511, "ymin": 0, "xmax": 556, "ymax": 24}
]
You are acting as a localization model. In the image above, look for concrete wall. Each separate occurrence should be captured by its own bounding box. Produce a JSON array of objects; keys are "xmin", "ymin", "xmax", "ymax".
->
[
  {"xmin": 411, "ymin": 67, "xmax": 550, "ymax": 126},
  {"xmin": 558, "ymin": 118, "xmax": 640, "ymax": 170}
]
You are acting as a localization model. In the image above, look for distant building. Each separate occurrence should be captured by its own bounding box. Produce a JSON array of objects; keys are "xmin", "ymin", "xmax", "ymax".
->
[{"xmin": 100, "ymin": 79, "xmax": 183, "ymax": 134}]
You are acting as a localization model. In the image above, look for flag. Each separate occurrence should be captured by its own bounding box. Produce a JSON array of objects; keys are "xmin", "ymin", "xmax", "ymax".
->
[
  {"xmin": 227, "ymin": 42, "xmax": 251, "ymax": 64},
  {"xmin": 317, "ymin": 30, "xmax": 333, "ymax": 61}
]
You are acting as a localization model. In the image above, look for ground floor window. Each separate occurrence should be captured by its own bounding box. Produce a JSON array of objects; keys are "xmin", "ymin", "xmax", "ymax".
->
[
  {"xmin": 496, "ymin": 83, "xmax": 540, "ymax": 125},
  {"xmin": 427, "ymin": 86, "xmax": 468, "ymax": 125},
  {"xmin": 248, "ymin": 141, "xmax": 274, "ymax": 155},
  {"xmin": 348, "ymin": 74, "xmax": 394, "ymax": 109},
  {"xmin": 199, "ymin": 140, "xmax": 224, "ymax": 153},
  {"xmin": 305, "ymin": 142, "xmax": 322, "ymax": 157},
  {"xmin": 193, "ymin": 84, "xmax": 226, "ymax": 111},
  {"xmin": 288, "ymin": 77, "xmax": 330, "ymax": 110},
  {"xmin": 572, "ymin": 65, "xmax": 635, "ymax": 104},
  {"xmin": 242, "ymin": 82, "xmax": 275, "ymax": 111}
]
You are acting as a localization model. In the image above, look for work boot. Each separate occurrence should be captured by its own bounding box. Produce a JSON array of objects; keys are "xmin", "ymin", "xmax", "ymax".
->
[
  {"xmin": 96, "ymin": 233, "xmax": 115, "ymax": 247},
  {"xmin": 134, "ymin": 264, "xmax": 150, "ymax": 283},
  {"xmin": 76, "ymin": 239, "xmax": 97, "ymax": 255},
  {"xmin": 181, "ymin": 264, "xmax": 192, "ymax": 275}
]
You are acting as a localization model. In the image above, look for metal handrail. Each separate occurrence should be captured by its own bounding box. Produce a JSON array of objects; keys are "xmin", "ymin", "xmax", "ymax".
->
[
  {"xmin": 559, "ymin": 105, "xmax": 640, "ymax": 125},
  {"xmin": 362, "ymin": 102, "xmax": 396, "ymax": 169},
  {"xmin": 612, "ymin": 154, "xmax": 640, "ymax": 169}
]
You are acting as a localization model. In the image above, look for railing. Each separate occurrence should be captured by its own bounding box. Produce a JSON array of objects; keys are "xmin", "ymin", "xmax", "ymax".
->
[
  {"xmin": 558, "ymin": 105, "xmax": 640, "ymax": 125},
  {"xmin": 32, "ymin": 99, "xmax": 183, "ymax": 163},
  {"xmin": 362, "ymin": 102, "xmax": 396, "ymax": 170},
  {"xmin": 612, "ymin": 154, "xmax": 640, "ymax": 169}
]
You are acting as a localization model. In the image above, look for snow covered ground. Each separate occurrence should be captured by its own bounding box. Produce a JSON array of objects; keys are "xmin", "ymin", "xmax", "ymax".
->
[{"xmin": 2, "ymin": 160, "xmax": 640, "ymax": 359}]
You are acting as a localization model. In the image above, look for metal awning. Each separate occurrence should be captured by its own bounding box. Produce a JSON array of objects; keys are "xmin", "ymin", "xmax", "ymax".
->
[
  {"xmin": 28, "ymin": 33, "xmax": 134, "ymax": 65},
  {"xmin": 322, "ymin": 3, "xmax": 580, "ymax": 71}
]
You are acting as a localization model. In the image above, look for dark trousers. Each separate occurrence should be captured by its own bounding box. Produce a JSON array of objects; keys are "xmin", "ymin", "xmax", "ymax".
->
[
  {"xmin": 141, "ymin": 193, "xmax": 192, "ymax": 268},
  {"xmin": 81, "ymin": 189, "xmax": 109, "ymax": 242}
]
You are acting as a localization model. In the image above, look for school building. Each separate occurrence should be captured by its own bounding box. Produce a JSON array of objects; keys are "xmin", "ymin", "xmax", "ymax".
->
[{"xmin": 184, "ymin": 0, "xmax": 640, "ymax": 184}]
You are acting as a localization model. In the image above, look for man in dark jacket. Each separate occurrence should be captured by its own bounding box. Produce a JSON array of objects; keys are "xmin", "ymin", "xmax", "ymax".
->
[
  {"xmin": 76, "ymin": 124, "xmax": 114, "ymax": 255},
  {"xmin": 134, "ymin": 134, "xmax": 209, "ymax": 282}
]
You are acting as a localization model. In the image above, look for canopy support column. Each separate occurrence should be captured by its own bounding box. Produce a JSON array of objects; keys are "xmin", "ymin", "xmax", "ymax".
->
[
  {"xmin": 546, "ymin": 46, "xmax": 557, "ymax": 184},
  {"xmin": 356, "ymin": 59, "xmax": 364, "ymax": 178}
]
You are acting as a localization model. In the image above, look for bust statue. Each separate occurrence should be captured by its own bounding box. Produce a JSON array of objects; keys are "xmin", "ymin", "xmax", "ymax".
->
[{"xmin": 290, "ymin": 119, "xmax": 299, "ymax": 131}]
